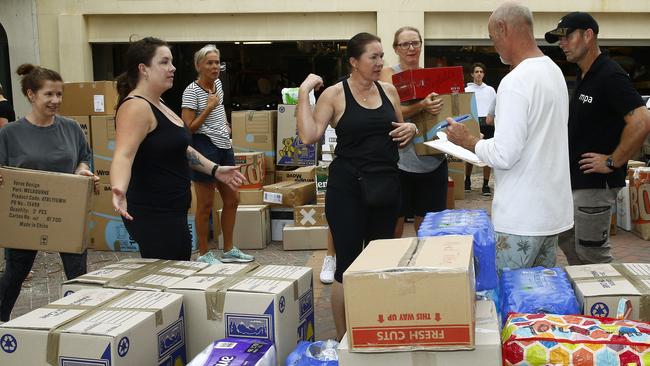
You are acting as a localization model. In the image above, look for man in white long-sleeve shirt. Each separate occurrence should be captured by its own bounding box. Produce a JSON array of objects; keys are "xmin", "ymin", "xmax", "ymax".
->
[{"xmin": 447, "ymin": 1, "xmax": 573, "ymax": 271}]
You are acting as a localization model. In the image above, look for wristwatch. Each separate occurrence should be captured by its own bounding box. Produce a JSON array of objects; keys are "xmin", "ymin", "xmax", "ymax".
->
[{"xmin": 606, "ymin": 156, "xmax": 615, "ymax": 169}]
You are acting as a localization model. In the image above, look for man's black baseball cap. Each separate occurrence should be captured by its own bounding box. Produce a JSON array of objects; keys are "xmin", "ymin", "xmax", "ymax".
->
[{"xmin": 545, "ymin": 12, "xmax": 599, "ymax": 43}]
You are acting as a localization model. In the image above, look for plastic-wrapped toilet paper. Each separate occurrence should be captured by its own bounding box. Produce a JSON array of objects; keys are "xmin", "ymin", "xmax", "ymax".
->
[{"xmin": 188, "ymin": 338, "xmax": 276, "ymax": 366}]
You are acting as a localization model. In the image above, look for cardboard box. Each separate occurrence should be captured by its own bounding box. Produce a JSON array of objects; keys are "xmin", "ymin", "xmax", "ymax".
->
[
  {"xmin": 0, "ymin": 166, "xmax": 93, "ymax": 253},
  {"xmin": 263, "ymin": 181, "xmax": 316, "ymax": 207},
  {"xmin": 217, "ymin": 205, "xmax": 271, "ymax": 249},
  {"xmin": 316, "ymin": 193, "xmax": 326, "ymax": 204},
  {"xmin": 337, "ymin": 300, "xmax": 501, "ymax": 366},
  {"xmin": 65, "ymin": 115, "xmax": 92, "ymax": 145},
  {"xmin": 276, "ymin": 104, "xmax": 317, "ymax": 166},
  {"xmin": 90, "ymin": 115, "xmax": 116, "ymax": 183},
  {"xmin": 282, "ymin": 224, "xmax": 329, "ymax": 250},
  {"xmin": 448, "ymin": 157, "xmax": 465, "ymax": 200},
  {"xmin": 234, "ymin": 152, "xmax": 265, "ymax": 190},
  {"xmin": 629, "ymin": 167, "xmax": 650, "ymax": 240},
  {"xmin": 275, "ymin": 166, "xmax": 316, "ymax": 183},
  {"xmin": 343, "ymin": 236, "xmax": 475, "ymax": 352},
  {"xmin": 565, "ymin": 263, "xmax": 650, "ymax": 322},
  {"xmin": 411, "ymin": 93, "xmax": 479, "ymax": 155},
  {"xmin": 0, "ymin": 288, "xmax": 187, "ymax": 366},
  {"xmin": 294, "ymin": 204, "xmax": 326, "ymax": 227},
  {"xmin": 167, "ymin": 265, "xmax": 315, "ymax": 364},
  {"xmin": 271, "ymin": 207, "xmax": 293, "ymax": 241},
  {"xmin": 392, "ymin": 66, "xmax": 465, "ymax": 102},
  {"xmin": 232, "ymin": 110, "xmax": 276, "ymax": 172},
  {"xmin": 59, "ymin": 81, "xmax": 119, "ymax": 116},
  {"xmin": 239, "ymin": 189, "xmax": 264, "ymax": 205}
]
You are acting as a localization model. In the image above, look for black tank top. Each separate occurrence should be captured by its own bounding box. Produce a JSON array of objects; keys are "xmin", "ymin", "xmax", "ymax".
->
[
  {"xmin": 334, "ymin": 79, "xmax": 399, "ymax": 171},
  {"xmin": 124, "ymin": 96, "xmax": 192, "ymax": 213}
]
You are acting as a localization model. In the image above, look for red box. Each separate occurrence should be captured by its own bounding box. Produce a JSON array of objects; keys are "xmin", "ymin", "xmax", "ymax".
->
[{"xmin": 392, "ymin": 66, "xmax": 465, "ymax": 102}]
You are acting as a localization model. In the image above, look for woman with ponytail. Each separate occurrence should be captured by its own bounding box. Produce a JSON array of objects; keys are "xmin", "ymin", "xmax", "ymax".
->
[
  {"xmin": 110, "ymin": 37, "xmax": 245, "ymax": 260},
  {"xmin": 0, "ymin": 63, "xmax": 97, "ymax": 321}
]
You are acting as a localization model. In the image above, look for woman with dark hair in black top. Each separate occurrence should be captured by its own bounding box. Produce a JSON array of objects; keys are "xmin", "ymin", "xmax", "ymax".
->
[
  {"xmin": 296, "ymin": 32, "xmax": 418, "ymax": 340},
  {"xmin": 110, "ymin": 37, "xmax": 246, "ymax": 261}
]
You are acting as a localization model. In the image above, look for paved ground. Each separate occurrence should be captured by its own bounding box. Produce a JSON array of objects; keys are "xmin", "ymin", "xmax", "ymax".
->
[{"xmin": 4, "ymin": 174, "xmax": 650, "ymax": 341}]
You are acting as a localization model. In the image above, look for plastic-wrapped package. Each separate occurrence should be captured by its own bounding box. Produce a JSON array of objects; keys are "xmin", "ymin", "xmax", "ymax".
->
[
  {"xmin": 286, "ymin": 340, "xmax": 338, "ymax": 366},
  {"xmin": 500, "ymin": 267, "xmax": 580, "ymax": 324},
  {"xmin": 418, "ymin": 209, "xmax": 497, "ymax": 291},
  {"xmin": 188, "ymin": 338, "xmax": 275, "ymax": 366},
  {"xmin": 502, "ymin": 313, "xmax": 650, "ymax": 365},
  {"xmin": 281, "ymin": 88, "xmax": 315, "ymax": 105}
]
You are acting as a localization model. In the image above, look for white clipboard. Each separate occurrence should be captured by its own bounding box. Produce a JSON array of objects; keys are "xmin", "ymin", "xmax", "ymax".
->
[{"xmin": 424, "ymin": 132, "xmax": 488, "ymax": 167}]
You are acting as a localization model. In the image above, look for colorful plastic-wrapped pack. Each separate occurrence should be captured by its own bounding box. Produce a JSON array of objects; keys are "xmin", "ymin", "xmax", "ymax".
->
[
  {"xmin": 286, "ymin": 340, "xmax": 338, "ymax": 366},
  {"xmin": 187, "ymin": 338, "xmax": 275, "ymax": 366},
  {"xmin": 500, "ymin": 267, "xmax": 580, "ymax": 323},
  {"xmin": 418, "ymin": 209, "xmax": 497, "ymax": 291},
  {"xmin": 502, "ymin": 313, "xmax": 650, "ymax": 365}
]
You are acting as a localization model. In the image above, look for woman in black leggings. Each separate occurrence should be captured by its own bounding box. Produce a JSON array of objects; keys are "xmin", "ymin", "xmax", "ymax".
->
[{"xmin": 296, "ymin": 32, "xmax": 418, "ymax": 340}]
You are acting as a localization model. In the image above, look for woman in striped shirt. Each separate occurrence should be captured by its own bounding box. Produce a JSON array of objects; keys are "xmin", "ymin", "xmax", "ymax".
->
[{"xmin": 181, "ymin": 44, "xmax": 254, "ymax": 263}]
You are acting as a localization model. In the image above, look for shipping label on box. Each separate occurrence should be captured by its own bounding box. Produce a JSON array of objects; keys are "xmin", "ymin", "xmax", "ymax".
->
[
  {"xmin": 343, "ymin": 236, "xmax": 475, "ymax": 352},
  {"xmin": 275, "ymin": 166, "xmax": 316, "ymax": 183},
  {"xmin": 0, "ymin": 166, "xmax": 93, "ymax": 253},
  {"xmin": 218, "ymin": 205, "xmax": 271, "ymax": 249},
  {"xmin": 235, "ymin": 152, "xmax": 265, "ymax": 189},
  {"xmin": 282, "ymin": 224, "xmax": 329, "ymax": 250},
  {"xmin": 565, "ymin": 263, "xmax": 650, "ymax": 321},
  {"xmin": 60, "ymin": 81, "xmax": 118, "ymax": 116},
  {"xmin": 168, "ymin": 265, "xmax": 314, "ymax": 365},
  {"xmin": 411, "ymin": 93, "xmax": 479, "ymax": 156},
  {"xmin": 232, "ymin": 110, "xmax": 277, "ymax": 172},
  {"xmin": 392, "ymin": 66, "xmax": 465, "ymax": 102},
  {"xmin": 293, "ymin": 204, "xmax": 326, "ymax": 227},
  {"xmin": 277, "ymin": 105, "xmax": 317, "ymax": 166},
  {"xmin": 0, "ymin": 288, "xmax": 187, "ymax": 366},
  {"xmin": 263, "ymin": 181, "xmax": 316, "ymax": 207}
]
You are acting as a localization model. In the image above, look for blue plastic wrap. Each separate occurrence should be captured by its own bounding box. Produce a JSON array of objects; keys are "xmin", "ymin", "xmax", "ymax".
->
[
  {"xmin": 418, "ymin": 209, "xmax": 497, "ymax": 291},
  {"xmin": 499, "ymin": 266, "xmax": 580, "ymax": 324},
  {"xmin": 286, "ymin": 340, "xmax": 338, "ymax": 366}
]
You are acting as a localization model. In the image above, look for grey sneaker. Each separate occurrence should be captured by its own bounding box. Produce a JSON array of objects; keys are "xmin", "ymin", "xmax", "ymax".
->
[
  {"xmin": 196, "ymin": 251, "xmax": 221, "ymax": 265},
  {"xmin": 221, "ymin": 247, "xmax": 255, "ymax": 263}
]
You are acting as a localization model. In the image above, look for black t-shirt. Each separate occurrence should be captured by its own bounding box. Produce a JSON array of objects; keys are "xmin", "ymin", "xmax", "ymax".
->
[
  {"xmin": 0, "ymin": 100, "xmax": 15, "ymax": 122},
  {"xmin": 568, "ymin": 53, "xmax": 645, "ymax": 189}
]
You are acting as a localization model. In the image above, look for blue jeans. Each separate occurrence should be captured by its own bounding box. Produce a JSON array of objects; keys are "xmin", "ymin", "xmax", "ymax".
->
[{"xmin": 0, "ymin": 248, "xmax": 87, "ymax": 321}]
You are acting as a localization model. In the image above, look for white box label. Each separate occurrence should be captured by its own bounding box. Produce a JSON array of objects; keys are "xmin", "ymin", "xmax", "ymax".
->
[
  {"xmin": 93, "ymin": 95, "xmax": 105, "ymax": 113},
  {"xmin": 263, "ymin": 191, "xmax": 282, "ymax": 204}
]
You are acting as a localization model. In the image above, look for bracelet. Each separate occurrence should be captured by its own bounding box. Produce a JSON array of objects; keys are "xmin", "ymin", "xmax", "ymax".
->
[
  {"xmin": 412, "ymin": 123, "xmax": 419, "ymax": 135},
  {"xmin": 211, "ymin": 164, "xmax": 219, "ymax": 178}
]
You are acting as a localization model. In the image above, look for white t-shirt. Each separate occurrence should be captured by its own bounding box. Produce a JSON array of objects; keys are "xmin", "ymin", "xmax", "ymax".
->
[
  {"xmin": 474, "ymin": 56, "xmax": 573, "ymax": 236},
  {"xmin": 465, "ymin": 82, "xmax": 496, "ymax": 118},
  {"xmin": 181, "ymin": 79, "xmax": 231, "ymax": 149}
]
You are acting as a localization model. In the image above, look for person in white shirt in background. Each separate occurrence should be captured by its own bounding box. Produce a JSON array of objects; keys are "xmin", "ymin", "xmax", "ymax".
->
[
  {"xmin": 464, "ymin": 62, "xmax": 496, "ymax": 196},
  {"xmin": 446, "ymin": 1, "xmax": 573, "ymax": 271}
]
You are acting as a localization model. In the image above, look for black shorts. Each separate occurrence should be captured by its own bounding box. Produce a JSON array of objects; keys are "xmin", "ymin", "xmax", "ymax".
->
[
  {"xmin": 479, "ymin": 117, "xmax": 495, "ymax": 139},
  {"xmin": 191, "ymin": 134, "xmax": 236, "ymax": 182},
  {"xmin": 399, "ymin": 159, "xmax": 448, "ymax": 218}
]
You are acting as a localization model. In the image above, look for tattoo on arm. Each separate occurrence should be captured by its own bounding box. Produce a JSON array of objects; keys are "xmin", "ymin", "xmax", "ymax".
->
[{"xmin": 187, "ymin": 151, "xmax": 203, "ymax": 166}]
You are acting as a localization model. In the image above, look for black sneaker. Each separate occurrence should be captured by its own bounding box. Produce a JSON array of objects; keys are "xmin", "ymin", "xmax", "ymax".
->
[
  {"xmin": 482, "ymin": 185, "xmax": 492, "ymax": 196},
  {"xmin": 464, "ymin": 180, "xmax": 471, "ymax": 192}
]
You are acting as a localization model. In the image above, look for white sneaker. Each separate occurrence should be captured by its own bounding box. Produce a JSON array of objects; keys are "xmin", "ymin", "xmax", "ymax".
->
[{"xmin": 320, "ymin": 256, "xmax": 336, "ymax": 284}]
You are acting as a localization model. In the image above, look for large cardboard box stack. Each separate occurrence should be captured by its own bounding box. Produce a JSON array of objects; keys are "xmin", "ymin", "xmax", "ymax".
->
[
  {"xmin": 232, "ymin": 110, "xmax": 277, "ymax": 173},
  {"xmin": 0, "ymin": 167, "xmax": 93, "ymax": 253},
  {"xmin": 275, "ymin": 165, "xmax": 316, "ymax": 183},
  {"xmin": 0, "ymin": 288, "xmax": 187, "ymax": 366},
  {"xmin": 343, "ymin": 236, "xmax": 475, "ymax": 352},
  {"xmin": 60, "ymin": 81, "xmax": 119, "ymax": 116},
  {"xmin": 276, "ymin": 104, "xmax": 317, "ymax": 167},
  {"xmin": 629, "ymin": 167, "xmax": 650, "ymax": 240},
  {"xmin": 565, "ymin": 263, "xmax": 650, "ymax": 322},
  {"xmin": 263, "ymin": 181, "xmax": 316, "ymax": 207},
  {"xmin": 90, "ymin": 115, "xmax": 115, "ymax": 184},
  {"xmin": 168, "ymin": 264, "xmax": 314, "ymax": 364},
  {"xmin": 217, "ymin": 204, "xmax": 271, "ymax": 249},
  {"xmin": 337, "ymin": 300, "xmax": 501, "ymax": 366},
  {"xmin": 235, "ymin": 151, "xmax": 265, "ymax": 190}
]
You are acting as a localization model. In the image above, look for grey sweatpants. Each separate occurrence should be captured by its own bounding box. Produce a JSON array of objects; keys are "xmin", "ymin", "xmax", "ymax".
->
[{"xmin": 558, "ymin": 187, "xmax": 621, "ymax": 265}]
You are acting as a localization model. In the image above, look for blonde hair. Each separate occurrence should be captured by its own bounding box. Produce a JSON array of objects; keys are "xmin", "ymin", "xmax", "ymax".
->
[
  {"xmin": 393, "ymin": 26, "xmax": 422, "ymax": 48},
  {"xmin": 193, "ymin": 44, "xmax": 220, "ymax": 72}
]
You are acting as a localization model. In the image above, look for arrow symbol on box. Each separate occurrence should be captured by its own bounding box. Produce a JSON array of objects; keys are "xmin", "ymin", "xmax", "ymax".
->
[
  {"xmin": 435, "ymin": 313, "xmax": 441, "ymax": 322},
  {"xmin": 378, "ymin": 314, "xmax": 384, "ymax": 323}
]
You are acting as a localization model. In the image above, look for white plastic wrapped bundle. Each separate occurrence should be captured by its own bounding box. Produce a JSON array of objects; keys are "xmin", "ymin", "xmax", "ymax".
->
[{"xmin": 188, "ymin": 338, "xmax": 276, "ymax": 366}]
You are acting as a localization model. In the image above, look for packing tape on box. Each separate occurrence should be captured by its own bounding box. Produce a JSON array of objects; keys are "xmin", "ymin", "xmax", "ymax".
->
[{"xmin": 191, "ymin": 263, "xmax": 260, "ymax": 278}]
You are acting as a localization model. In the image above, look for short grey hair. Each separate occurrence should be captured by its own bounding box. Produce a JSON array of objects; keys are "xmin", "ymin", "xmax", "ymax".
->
[
  {"xmin": 492, "ymin": 1, "xmax": 534, "ymax": 33},
  {"xmin": 193, "ymin": 44, "xmax": 220, "ymax": 71}
]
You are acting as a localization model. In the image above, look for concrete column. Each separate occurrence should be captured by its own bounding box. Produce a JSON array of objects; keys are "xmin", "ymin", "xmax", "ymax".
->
[
  {"xmin": 58, "ymin": 14, "xmax": 93, "ymax": 82},
  {"xmin": 376, "ymin": 11, "xmax": 424, "ymax": 68}
]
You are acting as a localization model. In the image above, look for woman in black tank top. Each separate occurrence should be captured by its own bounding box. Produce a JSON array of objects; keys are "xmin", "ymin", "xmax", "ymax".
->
[
  {"xmin": 110, "ymin": 37, "xmax": 246, "ymax": 260},
  {"xmin": 296, "ymin": 32, "xmax": 419, "ymax": 341}
]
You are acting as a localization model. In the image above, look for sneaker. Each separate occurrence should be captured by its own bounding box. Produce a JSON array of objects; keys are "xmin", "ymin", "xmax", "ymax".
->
[
  {"xmin": 221, "ymin": 247, "xmax": 255, "ymax": 263},
  {"xmin": 482, "ymin": 185, "xmax": 492, "ymax": 196},
  {"xmin": 320, "ymin": 256, "xmax": 336, "ymax": 284},
  {"xmin": 464, "ymin": 180, "xmax": 471, "ymax": 192},
  {"xmin": 196, "ymin": 251, "xmax": 221, "ymax": 265}
]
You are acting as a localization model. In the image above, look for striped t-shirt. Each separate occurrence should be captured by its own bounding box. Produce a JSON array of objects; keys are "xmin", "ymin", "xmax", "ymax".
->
[{"xmin": 181, "ymin": 79, "xmax": 231, "ymax": 149}]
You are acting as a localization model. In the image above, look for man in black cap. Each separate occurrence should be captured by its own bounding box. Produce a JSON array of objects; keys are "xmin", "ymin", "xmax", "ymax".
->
[{"xmin": 546, "ymin": 12, "xmax": 650, "ymax": 264}]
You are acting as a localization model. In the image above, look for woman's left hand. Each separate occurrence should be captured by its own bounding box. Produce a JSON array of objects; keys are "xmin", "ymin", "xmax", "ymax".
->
[
  {"xmin": 390, "ymin": 122, "xmax": 417, "ymax": 147},
  {"xmin": 216, "ymin": 166, "xmax": 247, "ymax": 191},
  {"xmin": 76, "ymin": 168, "xmax": 100, "ymax": 194}
]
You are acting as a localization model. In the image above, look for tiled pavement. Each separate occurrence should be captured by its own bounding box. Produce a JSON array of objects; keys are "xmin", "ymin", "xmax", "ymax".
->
[{"xmin": 4, "ymin": 174, "xmax": 650, "ymax": 342}]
